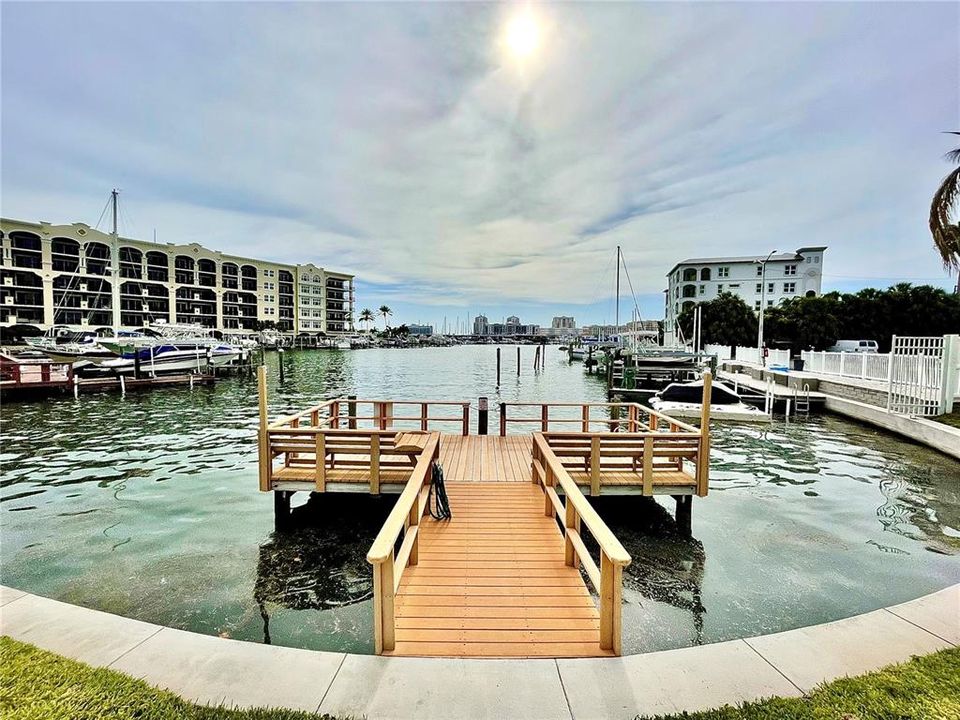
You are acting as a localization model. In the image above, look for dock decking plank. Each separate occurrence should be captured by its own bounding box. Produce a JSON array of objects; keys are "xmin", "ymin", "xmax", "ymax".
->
[{"xmin": 390, "ymin": 481, "xmax": 603, "ymax": 658}]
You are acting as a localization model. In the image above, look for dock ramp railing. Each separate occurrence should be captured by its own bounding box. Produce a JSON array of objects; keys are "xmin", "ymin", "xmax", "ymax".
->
[
  {"xmin": 531, "ymin": 434, "xmax": 632, "ymax": 654},
  {"xmin": 365, "ymin": 433, "xmax": 441, "ymax": 653}
]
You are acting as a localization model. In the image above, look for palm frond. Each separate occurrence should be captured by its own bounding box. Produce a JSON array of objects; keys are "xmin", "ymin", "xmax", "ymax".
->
[{"xmin": 929, "ymin": 165, "xmax": 960, "ymax": 271}]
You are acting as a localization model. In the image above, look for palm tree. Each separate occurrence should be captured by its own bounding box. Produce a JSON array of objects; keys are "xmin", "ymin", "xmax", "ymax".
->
[
  {"xmin": 929, "ymin": 132, "xmax": 960, "ymax": 277},
  {"xmin": 359, "ymin": 308, "xmax": 375, "ymax": 332},
  {"xmin": 378, "ymin": 305, "xmax": 392, "ymax": 330}
]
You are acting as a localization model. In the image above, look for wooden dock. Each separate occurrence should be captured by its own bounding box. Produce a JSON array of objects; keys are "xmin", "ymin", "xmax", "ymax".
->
[
  {"xmin": 257, "ymin": 369, "xmax": 714, "ymax": 658},
  {"xmin": 390, "ymin": 482, "xmax": 607, "ymax": 657}
]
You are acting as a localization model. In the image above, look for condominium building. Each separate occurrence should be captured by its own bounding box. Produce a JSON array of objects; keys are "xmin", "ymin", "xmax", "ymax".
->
[
  {"xmin": 551, "ymin": 316, "xmax": 576, "ymax": 330},
  {"xmin": 0, "ymin": 218, "xmax": 355, "ymax": 335},
  {"xmin": 471, "ymin": 314, "xmax": 540, "ymax": 336},
  {"xmin": 663, "ymin": 246, "xmax": 826, "ymax": 344}
]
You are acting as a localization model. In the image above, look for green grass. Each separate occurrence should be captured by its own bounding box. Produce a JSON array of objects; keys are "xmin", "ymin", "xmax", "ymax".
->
[
  {"xmin": 1, "ymin": 636, "xmax": 958, "ymax": 720},
  {"xmin": 638, "ymin": 646, "xmax": 960, "ymax": 720},
  {"xmin": 0, "ymin": 637, "xmax": 338, "ymax": 720},
  {"xmin": 932, "ymin": 412, "xmax": 960, "ymax": 429}
]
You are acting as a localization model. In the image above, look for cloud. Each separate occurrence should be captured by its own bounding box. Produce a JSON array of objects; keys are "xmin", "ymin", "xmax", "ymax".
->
[{"xmin": 2, "ymin": 1, "xmax": 957, "ymax": 326}]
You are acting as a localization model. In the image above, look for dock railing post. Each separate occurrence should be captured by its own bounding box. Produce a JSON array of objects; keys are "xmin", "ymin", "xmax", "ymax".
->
[
  {"xmin": 258, "ymin": 365, "xmax": 270, "ymax": 492},
  {"xmin": 599, "ymin": 552, "xmax": 623, "ymax": 655},
  {"xmin": 697, "ymin": 370, "xmax": 712, "ymax": 497},
  {"xmin": 478, "ymin": 397, "xmax": 488, "ymax": 435},
  {"xmin": 499, "ymin": 403, "xmax": 507, "ymax": 436},
  {"xmin": 348, "ymin": 395, "xmax": 357, "ymax": 429},
  {"xmin": 496, "ymin": 347, "xmax": 501, "ymax": 388},
  {"xmin": 462, "ymin": 403, "xmax": 469, "ymax": 436}
]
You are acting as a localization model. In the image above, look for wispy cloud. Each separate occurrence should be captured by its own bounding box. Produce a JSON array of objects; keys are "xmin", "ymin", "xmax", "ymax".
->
[{"xmin": 2, "ymin": 1, "xmax": 957, "ymax": 326}]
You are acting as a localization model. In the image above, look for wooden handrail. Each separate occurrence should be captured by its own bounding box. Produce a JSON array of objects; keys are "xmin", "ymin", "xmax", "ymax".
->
[
  {"xmin": 366, "ymin": 432, "xmax": 440, "ymax": 653},
  {"xmin": 499, "ymin": 401, "xmax": 700, "ymax": 436},
  {"xmin": 532, "ymin": 433, "xmax": 630, "ymax": 654}
]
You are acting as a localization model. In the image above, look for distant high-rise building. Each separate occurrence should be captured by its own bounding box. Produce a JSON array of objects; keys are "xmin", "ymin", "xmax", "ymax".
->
[
  {"xmin": 472, "ymin": 314, "xmax": 489, "ymax": 336},
  {"xmin": 551, "ymin": 316, "xmax": 575, "ymax": 329}
]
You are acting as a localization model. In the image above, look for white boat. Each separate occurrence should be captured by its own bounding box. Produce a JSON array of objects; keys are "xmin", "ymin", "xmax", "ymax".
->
[
  {"xmin": 101, "ymin": 346, "xmax": 211, "ymax": 375},
  {"xmin": 650, "ymin": 379, "xmax": 770, "ymax": 422}
]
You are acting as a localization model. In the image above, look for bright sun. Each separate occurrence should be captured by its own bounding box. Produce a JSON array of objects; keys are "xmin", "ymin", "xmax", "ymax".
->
[{"xmin": 504, "ymin": 11, "xmax": 541, "ymax": 59}]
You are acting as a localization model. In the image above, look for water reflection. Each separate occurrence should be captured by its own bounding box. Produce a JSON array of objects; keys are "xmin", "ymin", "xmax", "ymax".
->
[
  {"xmin": 254, "ymin": 493, "xmax": 391, "ymax": 643},
  {"xmin": 592, "ymin": 496, "xmax": 706, "ymax": 644}
]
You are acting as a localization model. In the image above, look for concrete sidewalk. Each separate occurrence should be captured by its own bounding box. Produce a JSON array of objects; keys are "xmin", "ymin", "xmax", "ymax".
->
[{"xmin": 2, "ymin": 584, "xmax": 957, "ymax": 719}]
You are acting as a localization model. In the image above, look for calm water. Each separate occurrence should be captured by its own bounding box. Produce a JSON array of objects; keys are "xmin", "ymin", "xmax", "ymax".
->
[{"xmin": 2, "ymin": 346, "xmax": 958, "ymax": 654}]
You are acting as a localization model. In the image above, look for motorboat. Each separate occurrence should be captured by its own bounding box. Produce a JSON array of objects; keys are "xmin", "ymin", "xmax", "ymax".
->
[
  {"xmin": 650, "ymin": 378, "xmax": 770, "ymax": 422},
  {"xmin": 100, "ymin": 345, "xmax": 212, "ymax": 375}
]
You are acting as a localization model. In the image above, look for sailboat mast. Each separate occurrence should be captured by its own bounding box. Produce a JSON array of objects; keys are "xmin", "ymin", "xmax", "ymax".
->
[
  {"xmin": 110, "ymin": 189, "xmax": 122, "ymax": 332},
  {"xmin": 615, "ymin": 245, "xmax": 621, "ymax": 343}
]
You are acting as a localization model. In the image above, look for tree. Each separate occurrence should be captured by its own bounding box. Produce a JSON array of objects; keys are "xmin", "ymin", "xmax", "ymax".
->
[
  {"xmin": 359, "ymin": 308, "xmax": 375, "ymax": 331},
  {"xmin": 378, "ymin": 305, "xmax": 392, "ymax": 329},
  {"xmin": 677, "ymin": 293, "xmax": 758, "ymax": 349},
  {"xmin": 763, "ymin": 284, "xmax": 960, "ymax": 352},
  {"xmin": 929, "ymin": 132, "xmax": 960, "ymax": 275}
]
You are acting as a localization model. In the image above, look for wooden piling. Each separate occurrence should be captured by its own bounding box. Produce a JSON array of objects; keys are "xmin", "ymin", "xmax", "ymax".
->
[
  {"xmin": 496, "ymin": 348, "xmax": 501, "ymax": 387},
  {"xmin": 258, "ymin": 365, "xmax": 270, "ymax": 492}
]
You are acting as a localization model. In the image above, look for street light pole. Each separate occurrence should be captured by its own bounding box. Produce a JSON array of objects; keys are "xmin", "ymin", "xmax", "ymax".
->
[{"xmin": 757, "ymin": 249, "xmax": 777, "ymax": 366}]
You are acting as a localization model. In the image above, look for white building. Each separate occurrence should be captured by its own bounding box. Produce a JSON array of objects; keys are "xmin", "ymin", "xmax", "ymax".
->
[
  {"xmin": 663, "ymin": 246, "xmax": 826, "ymax": 345},
  {"xmin": 1, "ymin": 218, "xmax": 355, "ymax": 336}
]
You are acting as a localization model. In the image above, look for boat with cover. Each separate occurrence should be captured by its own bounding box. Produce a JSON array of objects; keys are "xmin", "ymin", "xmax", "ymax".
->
[{"xmin": 650, "ymin": 378, "xmax": 770, "ymax": 422}]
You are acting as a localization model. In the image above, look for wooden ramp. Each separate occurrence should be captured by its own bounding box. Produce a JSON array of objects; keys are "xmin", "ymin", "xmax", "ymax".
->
[{"xmin": 389, "ymin": 482, "xmax": 609, "ymax": 658}]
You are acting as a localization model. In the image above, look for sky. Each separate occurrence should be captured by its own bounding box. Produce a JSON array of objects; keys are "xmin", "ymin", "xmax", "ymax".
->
[{"xmin": 2, "ymin": 1, "xmax": 958, "ymax": 330}]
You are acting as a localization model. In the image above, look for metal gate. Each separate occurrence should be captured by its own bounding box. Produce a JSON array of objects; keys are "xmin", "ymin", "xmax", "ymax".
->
[{"xmin": 887, "ymin": 336, "xmax": 946, "ymax": 416}]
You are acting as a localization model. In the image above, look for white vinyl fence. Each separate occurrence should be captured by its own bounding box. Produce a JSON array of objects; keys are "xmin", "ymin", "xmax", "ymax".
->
[
  {"xmin": 802, "ymin": 335, "xmax": 960, "ymax": 417},
  {"xmin": 705, "ymin": 344, "xmax": 790, "ymax": 367},
  {"xmin": 800, "ymin": 351, "xmax": 891, "ymax": 381}
]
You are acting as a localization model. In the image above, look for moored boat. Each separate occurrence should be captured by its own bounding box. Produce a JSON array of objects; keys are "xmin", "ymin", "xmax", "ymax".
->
[{"xmin": 650, "ymin": 378, "xmax": 770, "ymax": 422}]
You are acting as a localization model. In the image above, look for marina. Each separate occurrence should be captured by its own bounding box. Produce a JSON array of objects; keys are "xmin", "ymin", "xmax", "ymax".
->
[{"xmin": 3, "ymin": 346, "xmax": 958, "ymax": 659}]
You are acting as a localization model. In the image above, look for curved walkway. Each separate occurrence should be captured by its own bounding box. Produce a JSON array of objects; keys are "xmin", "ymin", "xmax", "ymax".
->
[{"xmin": 1, "ymin": 584, "xmax": 957, "ymax": 719}]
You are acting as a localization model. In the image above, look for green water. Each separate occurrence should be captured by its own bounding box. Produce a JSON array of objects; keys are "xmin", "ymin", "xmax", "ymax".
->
[{"xmin": 2, "ymin": 346, "xmax": 958, "ymax": 654}]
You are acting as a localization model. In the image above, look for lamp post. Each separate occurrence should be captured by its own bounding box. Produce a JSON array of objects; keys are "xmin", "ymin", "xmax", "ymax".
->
[{"xmin": 756, "ymin": 249, "xmax": 777, "ymax": 366}]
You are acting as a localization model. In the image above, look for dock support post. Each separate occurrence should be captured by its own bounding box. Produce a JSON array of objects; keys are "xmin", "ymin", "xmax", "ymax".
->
[
  {"xmin": 258, "ymin": 365, "xmax": 271, "ymax": 492},
  {"xmin": 499, "ymin": 402, "xmax": 507, "ymax": 436},
  {"xmin": 674, "ymin": 495, "xmax": 692, "ymax": 536},
  {"xmin": 517, "ymin": 346, "xmax": 521, "ymax": 377},
  {"xmin": 120, "ymin": 375, "xmax": 126, "ymax": 395},
  {"xmin": 496, "ymin": 348, "xmax": 501, "ymax": 388},
  {"xmin": 478, "ymin": 397, "xmax": 488, "ymax": 435},
  {"xmin": 73, "ymin": 375, "xmax": 79, "ymax": 400},
  {"xmin": 278, "ymin": 348, "xmax": 285, "ymax": 382},
  {"xmin": 274, "ymin": 490, "xmax": 292, "ymax": 531},
  {"xmin": 348, "ymin": 395, "xmax": 357, "ymax": 429}
]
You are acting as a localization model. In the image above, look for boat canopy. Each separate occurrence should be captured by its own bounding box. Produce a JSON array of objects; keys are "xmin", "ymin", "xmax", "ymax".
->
[{"xmin": 657, "ymin": 379, "xmax": 742, "ymax": 405}]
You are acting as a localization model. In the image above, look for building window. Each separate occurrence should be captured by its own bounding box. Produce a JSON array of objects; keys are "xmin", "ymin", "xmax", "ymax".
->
[
  {"xmin": 784, "ymin": 264, "xmax": 797, "ymax": 276},
  {"xmin": 768, "ymin": 282, "xmax": 774, "ymax": 293},
  {"xmin": 756, "ymin": 283, "xmax": 762, "ymax": 293},
  {"xmin": 767, "ymin": 300, "xmax": 774, "ymax": 307},
  {"xmin": 682, "ymin": 268, "xmax": 697, "ymax": 282},
  {"xmin": 718, "ymin": 267, "xmax": 729, "ymax": 278},
  {"xmin": 756, "ymin": 265, "xmax": 763, "ymax": 276},
  {"xmin": 682, "ymin": 284, "xmax": 696, "ymax": 299},
  {"xmin": 784, "ymin": 282, "xmax": 796, "ymax": 294},
  {"xmin": 700, "ymin": 268, "xmax": 711, "ymax": 281},
  {"xmin": 717, "ymin": 284, "xmax": 724, "ymax": 293},
  {"xmin": 754, "ymin": 300, "xmax": 761, "ymax": 311},
  {"xmin": 698, "ymin": 284, "xmax": 705, "ymax": 295}
]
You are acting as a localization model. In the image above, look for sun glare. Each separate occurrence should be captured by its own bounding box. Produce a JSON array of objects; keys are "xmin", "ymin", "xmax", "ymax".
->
[{"xmin": 504, "ymin": 10, "xmax": 541, "ymax": 60}]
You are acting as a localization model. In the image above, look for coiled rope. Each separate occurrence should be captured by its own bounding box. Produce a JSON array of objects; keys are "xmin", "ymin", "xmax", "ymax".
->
[{"xmin": 427, "ymin": 461, "xmax": 452, "ymax": 521}]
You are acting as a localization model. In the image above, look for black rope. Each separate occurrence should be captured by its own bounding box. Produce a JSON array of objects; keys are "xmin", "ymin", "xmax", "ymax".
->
[{"xmin": 427, "ymin": 461, "xmax": 452, "ymax": 521}]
